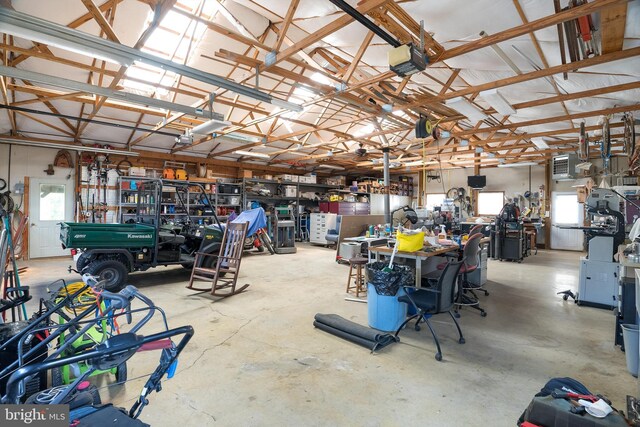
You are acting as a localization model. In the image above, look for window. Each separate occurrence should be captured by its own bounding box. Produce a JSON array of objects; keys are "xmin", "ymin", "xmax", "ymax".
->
[
  {"xmin": 39, "ymin": 184, "xmax": 65, "ymax": 221},
  {"xmin": 552, "ymin": 194, "xmax": 579, "ymax": 224},
  {"xmin": 477, "ymin": 192, "xmax": 504, "ymax": 216},
  {"xmin": 425, "ymin": 193, "xmax": 446, "ymax": 210}
]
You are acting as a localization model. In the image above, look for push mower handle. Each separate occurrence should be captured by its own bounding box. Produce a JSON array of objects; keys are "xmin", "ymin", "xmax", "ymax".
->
[{"xmin": 2, "ymin": 326, "xmax": 194, "ymax": 404}]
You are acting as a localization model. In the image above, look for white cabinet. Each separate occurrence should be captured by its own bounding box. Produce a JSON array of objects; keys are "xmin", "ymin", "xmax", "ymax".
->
[
  {"xmin": 578, "ymin": 258, "xmax": 619, "ymax": 308},
  {"xmin": 310, "ymin": 213, "xmax": 337, "ymax": 244}
]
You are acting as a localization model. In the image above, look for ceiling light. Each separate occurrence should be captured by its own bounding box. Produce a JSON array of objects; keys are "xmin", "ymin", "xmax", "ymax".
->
[
  {"xmin": 0, "ymin": 137, "xmax": 139, "ymax": 156},
  {"xmin": 0, "ymin": 7, "xmax": 304, "ymax": 112},
  {"xmin": 445, "ymin": 97, "xmax": 488, "ymax": 122},
  {"xmin": 317, "ymin": 164, "xmax": 345, "ymax": 170},
  {"xmin": 497, "ymin": 161, "xmax": 539, "ymax": 168},
  {"xmin": 191, "ymin": 119, "xmax": 231, "ymax": 135},
  {"xmin": 272, "ymin": 98, "xmax": 303, "ymax": 111},
  {"xmin": 311, "ymin": 72, "xmax": 331, "ymax": 85},
  {"xmin": 1, "ymin": 23, "xmax": 132, "ymax": 65},
  {"xmin": 234, "ymin": 150, "xmax": 270, "ymax": 159},
  {"xmin": 480, "ymin": 89, "xmax": 517, "ymax": 115},
  {"xmin": 459, "ymin": 139, "xmax": 469, "ymax": 147},
  {"xmin": 214, "ymin": 133, "xmax": 260, "ymax": 143},
  {"xmin": 475, "ymin": 147, "xmax": 484, "ymax": 153},
  {"xmin": 531, "ymin": 137, "xmax": 549, "ymax": 149}
]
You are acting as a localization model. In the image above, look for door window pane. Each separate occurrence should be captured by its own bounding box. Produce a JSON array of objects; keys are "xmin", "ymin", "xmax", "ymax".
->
[
  {"xmin": 425, "ymin": 193, "xmax": 446, "ymax": 210},
  {"xmin": 478, "ymin": 192, "xmax": 504, "ymax": 216},
  {"xmin": 40, "ymin": 184, "xmax": 65, "ymax": 221},
  {"xmin": 553, "ymin": 194, "xmax": 579, "ymax": 224}
]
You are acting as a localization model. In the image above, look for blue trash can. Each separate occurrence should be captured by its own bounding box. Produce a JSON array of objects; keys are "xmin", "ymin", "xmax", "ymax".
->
[{"xmin": 367, "ymin": 284, "xmax": 408, "ymax": 332}]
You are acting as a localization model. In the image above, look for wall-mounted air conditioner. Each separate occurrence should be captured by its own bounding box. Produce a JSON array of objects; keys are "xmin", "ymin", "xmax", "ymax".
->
[{"xmin": 552, "ymin": 154, "xmax": 578, "ymax": 181}]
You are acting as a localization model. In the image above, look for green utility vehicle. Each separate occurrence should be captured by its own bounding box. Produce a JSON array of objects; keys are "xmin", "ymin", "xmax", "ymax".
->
[{"xmin": 60, "ymin": 179, "xmax": 224, "ymax": 291}]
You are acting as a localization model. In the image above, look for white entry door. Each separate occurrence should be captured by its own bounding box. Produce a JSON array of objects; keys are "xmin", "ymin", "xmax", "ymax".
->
[
  {"xmin": 551, "ymin": 191, "xmax": 584, "ymax": 251},
  {"xmin": 29, "ymin": 178, "xmax": 74, "ymax": 258}
]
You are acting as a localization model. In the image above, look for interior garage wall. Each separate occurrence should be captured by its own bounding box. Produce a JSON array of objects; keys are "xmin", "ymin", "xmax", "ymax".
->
[
  {"xmin": 420, "ymin": 166, "xmax": 545, "ymax": 205},
  {"xmin": 0, "ymin": 144, "xmax": 76, "ymax": 207}
]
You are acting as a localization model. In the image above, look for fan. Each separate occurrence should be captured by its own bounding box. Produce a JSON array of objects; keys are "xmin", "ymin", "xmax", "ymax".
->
[{"xmin": 355, "ymin": 143, "xmax": 367, "ymax": 157}]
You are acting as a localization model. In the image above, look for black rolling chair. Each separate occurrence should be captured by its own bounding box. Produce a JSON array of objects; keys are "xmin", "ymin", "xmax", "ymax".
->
[{"xmin": 395, "ymin": 260, "xmax": 465, "ymax": 361}]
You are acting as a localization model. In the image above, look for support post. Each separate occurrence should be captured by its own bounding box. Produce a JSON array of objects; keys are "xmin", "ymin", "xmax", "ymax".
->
[{"xmin": 383, "ymin": 147, "xmax": 391, "ymax": 224}]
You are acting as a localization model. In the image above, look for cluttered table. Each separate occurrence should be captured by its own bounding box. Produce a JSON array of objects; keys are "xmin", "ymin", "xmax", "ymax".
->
[{"xmin": 368, "ymin": 244, "xmax": 459, "ymax": 287}]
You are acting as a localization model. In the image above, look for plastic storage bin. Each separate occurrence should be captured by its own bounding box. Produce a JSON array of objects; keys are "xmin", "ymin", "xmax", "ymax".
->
[{"xmin": 367, "ymin": 284, "xmax": 407, "ymax": 332}]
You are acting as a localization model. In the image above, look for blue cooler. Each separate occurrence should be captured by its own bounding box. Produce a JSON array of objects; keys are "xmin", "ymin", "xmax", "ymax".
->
[{"xmin": 367, "ymin": 284, "xmax": 408, "ymax": 332}]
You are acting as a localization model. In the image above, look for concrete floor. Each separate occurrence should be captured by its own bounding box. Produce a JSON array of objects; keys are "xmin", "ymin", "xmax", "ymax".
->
[{"xmin": 16, "ymin": 246, "xmax": 636, "ymax": 426}]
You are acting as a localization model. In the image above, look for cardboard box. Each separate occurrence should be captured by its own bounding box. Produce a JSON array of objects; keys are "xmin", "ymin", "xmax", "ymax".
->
[{"xmin": 241, "ymin": 170, "xmax": 253, "ymax": 179}]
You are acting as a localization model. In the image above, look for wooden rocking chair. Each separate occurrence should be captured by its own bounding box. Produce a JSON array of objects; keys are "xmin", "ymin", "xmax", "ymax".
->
[{"xmin": 186, "ymin": 221, "xmax": 250, "ymax": 297}]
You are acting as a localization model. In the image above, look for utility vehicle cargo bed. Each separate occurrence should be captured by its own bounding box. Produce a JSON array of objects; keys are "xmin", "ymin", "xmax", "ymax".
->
[{"xmin": 60, "ymin": 222, "xmax": 156, "ymax": 248}]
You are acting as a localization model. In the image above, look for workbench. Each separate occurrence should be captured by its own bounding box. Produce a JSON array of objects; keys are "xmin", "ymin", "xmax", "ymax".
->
[{"xmin": 368, "ymin": 245, "xmax": 459, "ymax": 287}]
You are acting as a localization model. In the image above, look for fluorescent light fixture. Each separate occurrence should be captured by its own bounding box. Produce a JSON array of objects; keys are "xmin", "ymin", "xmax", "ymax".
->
[
  {"xmin": 531, "ymin": 137, "xmax": 549, "ymax": 150},
  {"xmin": 311, "ymin": 72, "xmax": 331, "ymax": 85},
  {"xmin": 213, "ymin": 132, "xmax": 260, "ymax": 143},
  {"xmin": 191, "ymin": 119, "xmax": 231, "ymax": 135},
  {"xmin": 0, "ymin": 8, "xmax": 305, "ymax": 112},
  {"xmin": 497, "ymin": 161, "xmax": 538, "ymax": 168},
  {"xmin": 0, "ymin": 137, "xmax": 139, "ymax": 156},
  {"xmin": 1, "ymin": 23, "xmax": 132, "ymax": 66},
  {"xmin": 445, "ymin": 96, "xmax": 488, "ymax": 122},
  {"xmin": 480, "ymin": 89, "xmax": 517, "ymax": 115},
  {"xmin": 272, "ymin": 98, "xmax": 303, "ymax": 112},
  {"xmin": 234, "ymin": 150, "xmax": 270, "ymax": 159},
  {"xmin": 317, "ymin": 164, "xmax": 345, "ymax": 170}
]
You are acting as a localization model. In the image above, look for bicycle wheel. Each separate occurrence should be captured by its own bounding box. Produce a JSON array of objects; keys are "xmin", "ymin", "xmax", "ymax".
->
[
  {"xmin": 259, "ymin": 232, "xmax": 276, "ymax": 254},
  {"xmin": 624, "ymin": 113, "xmax": 636, "ymax": 158}
]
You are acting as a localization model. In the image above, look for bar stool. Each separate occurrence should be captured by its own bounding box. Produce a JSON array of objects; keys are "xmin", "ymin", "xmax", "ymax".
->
[{"xmin": 346, "ymin": 257, "xmax": 368, "ymax": 297}]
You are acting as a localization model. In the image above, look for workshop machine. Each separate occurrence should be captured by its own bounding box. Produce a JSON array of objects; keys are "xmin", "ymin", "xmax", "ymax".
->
[
  {"xmin": 491, "ymin": 203, "xmax": 526, "ymax": 262},
  {"xmin": 572, "ymin": 189, "xmax": 625, "ymax": 309},
  {"xmin": 60, "ymin": 179, "xmax": 224, "ymax": 291}
]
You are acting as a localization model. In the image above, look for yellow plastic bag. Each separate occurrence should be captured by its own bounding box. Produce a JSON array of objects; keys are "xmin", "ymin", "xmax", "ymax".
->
[{"xmin": 396, "ymin": 230, "xmax": 425, "ymax": 252}]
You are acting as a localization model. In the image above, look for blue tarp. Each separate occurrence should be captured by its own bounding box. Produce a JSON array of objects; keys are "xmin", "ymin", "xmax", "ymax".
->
[{"xmin": 232, "ymin": 207, "xmax": 267, "ymax": 236}]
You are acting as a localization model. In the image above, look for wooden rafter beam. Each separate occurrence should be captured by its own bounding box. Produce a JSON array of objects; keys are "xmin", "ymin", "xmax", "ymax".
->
[
  {"xmin": 274, "ymin": 0, "xmax": 300, "ymax": 52},
  {"xmin": 80, "ymin": 0, "xmax": 121, "ymax": 43},
  {"xmin": 260, "ymin": 0, "xmax": 389, "ymax": 72},
  {"xmin": 439, "ymin": 0, "xmax": 627, "ymax": 61},
  {"xmin": 600, "ymin": 2, "xmax": 628, "ymax": 54}
]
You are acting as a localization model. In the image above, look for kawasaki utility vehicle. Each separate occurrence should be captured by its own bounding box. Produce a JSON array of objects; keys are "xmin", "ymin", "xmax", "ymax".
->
[{"xmin": 60, "ymin": 179, "xmax": 224, "ymax": 291}]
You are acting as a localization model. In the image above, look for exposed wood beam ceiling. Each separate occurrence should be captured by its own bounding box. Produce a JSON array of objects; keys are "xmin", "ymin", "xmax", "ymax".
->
[{"xmin": 0, "ymin": 0, "xmax": 638, "ymax": 171}]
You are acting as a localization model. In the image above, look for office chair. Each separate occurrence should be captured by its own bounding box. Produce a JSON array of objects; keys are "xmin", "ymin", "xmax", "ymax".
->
[
  {"xmin": 454, "ymin": 233, "xmax": 487, "ymax": 317},
  {"xmin": 469, "ymin": 224, "xmax": 483, "ymax": 236},
  {"xmin": 395, "ymin": 260, "xmax": 465, "ymax": 361}
]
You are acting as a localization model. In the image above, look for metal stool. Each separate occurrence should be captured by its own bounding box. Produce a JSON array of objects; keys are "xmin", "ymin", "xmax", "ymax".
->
[{"xmin": 346, "ymin": 257, "xmax": 368, "ymax": 297}]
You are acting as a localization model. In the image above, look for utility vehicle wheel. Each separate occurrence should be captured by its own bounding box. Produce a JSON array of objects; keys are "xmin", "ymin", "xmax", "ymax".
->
[
  {"xmin": 201, "ymin": 255, "xmax": 226, "ymax": 277},
  {"xmin": 256, "ymin": 245, "xmax": 265, "ymax": 253},
  {"xmin": 115, "ymin": 363, "xmax": 127, "ymax": 384},
  {"xmin": 85, "ymin": 259, "xmax": 128, "ymax": 291}
]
